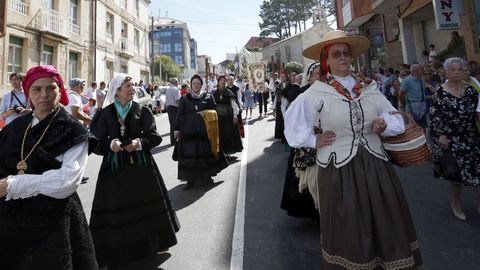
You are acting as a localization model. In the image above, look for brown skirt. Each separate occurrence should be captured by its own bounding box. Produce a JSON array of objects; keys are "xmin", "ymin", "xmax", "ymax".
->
[{"xmin": 317, "ymin": 147, "xmax": 422, "ymax": 270}]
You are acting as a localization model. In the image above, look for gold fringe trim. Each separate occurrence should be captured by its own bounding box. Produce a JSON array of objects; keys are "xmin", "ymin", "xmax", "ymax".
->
[{"xmin": 322, "ymin": 241, "xmax": 419, "ymax": 270}]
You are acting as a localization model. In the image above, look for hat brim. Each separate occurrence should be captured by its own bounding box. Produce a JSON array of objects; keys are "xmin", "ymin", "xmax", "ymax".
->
[{"xmin": 302, "ymin": 36, "xmax": 370, "ymax": 60}]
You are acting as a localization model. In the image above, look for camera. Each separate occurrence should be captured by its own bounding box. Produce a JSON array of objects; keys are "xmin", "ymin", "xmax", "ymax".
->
[{"xmin": 13, "ymin": 104, "xmax": 23, "ymax": 113}]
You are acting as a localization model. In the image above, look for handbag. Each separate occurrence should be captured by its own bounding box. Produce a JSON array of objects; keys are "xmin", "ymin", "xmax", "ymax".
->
[{"xmin": 435, "ymin": 148, "xmax": 461, "ymax": 179}]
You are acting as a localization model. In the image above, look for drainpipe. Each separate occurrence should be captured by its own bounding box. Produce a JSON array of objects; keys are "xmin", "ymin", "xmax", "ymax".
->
[{"xmin": 93, "ymin": 0, "xmax": 97, "ymax": 81}]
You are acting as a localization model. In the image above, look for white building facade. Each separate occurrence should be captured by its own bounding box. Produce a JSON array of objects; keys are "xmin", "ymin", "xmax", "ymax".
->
[
  {"xmin": 1, "ymin": 0, "xmax": 95, "ymax": 94},
  {"xmin": 95, "ymin": 0, "xmax": 151, "ymax": 84}
]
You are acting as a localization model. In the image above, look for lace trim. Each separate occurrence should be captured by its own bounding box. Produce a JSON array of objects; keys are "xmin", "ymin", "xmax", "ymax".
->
[{"xmin": 322, "ymin": 241, "xmax": 419, "ymax": 270}]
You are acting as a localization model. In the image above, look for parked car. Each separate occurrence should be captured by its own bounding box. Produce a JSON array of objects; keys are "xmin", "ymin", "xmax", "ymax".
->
[{"xmin": 134, "ymin": 86, "xmax": 154, "ymax": 111}]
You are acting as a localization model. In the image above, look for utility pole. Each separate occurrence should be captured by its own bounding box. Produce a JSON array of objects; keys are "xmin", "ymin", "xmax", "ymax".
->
[
  {"xmin": 150, "ymin": 15, "xmax": 154, "ymax": 82},
  {"xmin": 0, "ymin": 0, "xmax": 7, "ymax": 38}
]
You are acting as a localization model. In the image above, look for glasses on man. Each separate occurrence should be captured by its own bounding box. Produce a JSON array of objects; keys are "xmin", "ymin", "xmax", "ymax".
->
[{"xmin": 329, "ymin": 50, "xmax": 352, "ymax": 59}]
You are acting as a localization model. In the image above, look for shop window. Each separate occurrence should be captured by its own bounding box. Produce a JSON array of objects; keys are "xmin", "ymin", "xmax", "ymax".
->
[
  {"xmin": 68, "ymin": 51, "xmax": 79, "ymax": 81},
  {"xmin": 42, "ymin": 44, "xmax": 54, "ymax": 65}
]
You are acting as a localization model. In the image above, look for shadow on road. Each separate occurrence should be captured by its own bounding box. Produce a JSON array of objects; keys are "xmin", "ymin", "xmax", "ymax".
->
[{"xmin": 168, "ymin": 181, "xmax": 225, "ymax": 211}]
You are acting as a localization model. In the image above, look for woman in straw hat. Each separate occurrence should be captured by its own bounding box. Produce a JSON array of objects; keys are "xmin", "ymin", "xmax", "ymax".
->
[{"xmin": 284, "ymin": 30, "xmax": 422, "ymax": 269}]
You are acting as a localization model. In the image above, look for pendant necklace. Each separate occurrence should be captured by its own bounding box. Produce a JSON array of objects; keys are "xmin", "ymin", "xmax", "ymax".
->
[
  {"xmin": 17, "ymin": 108, "xmax": 60, "ymax": 175},
  {"xmin": 117, "ymin": 113, "xmax": 126, "ymax": 137},
  {"xmin": 116, "ymin": 113, "xmax": 134, "ymax": 164}
]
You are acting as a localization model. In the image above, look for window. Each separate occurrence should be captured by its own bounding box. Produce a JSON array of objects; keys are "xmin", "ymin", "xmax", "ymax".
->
[
  {"xmin": 474, "ymin": 1, "xmax": 480, "ymax": 51},
  {"xmin": 106, "ymin": 13, "xmax": 114, "ymax": 41},
  {"xmin": 8, "ymin": 36, "xmax": 23, "ymax": 77},
  {"xmin": 121, "ymin": 0, "xmax": 127, "ymax": 9},
  {"xmin": 134, "ymin": 29, "xmax": 140, "ymax": 51},
  {"xmin": 153, "ymin": 45, "xmax": 160, "ymax": 54},
  {"xmin": 70, "ymin": 0, "xmax": 78, "ymax": 25},
  {"xmin": 106, "ymin": 61, "xmax": 113, "ymax": 83},
  {"xmin": 135, "ymin": 0, "xmax": 139, "ymax": 17},
  {"xmin": 153, "ymin": 32, "xmax": 161, "ymax": 39},
  {"xmin": 175, "ymin": 55, "xmax": 183, "ymax": 65},
  {"xmin": 136, "ymin": 88, "xmax": 145, "ymax": 98},
  {"xmin": 121, "ymin": 21, "xmax": 127, "ymax": 38},
  {"xmin": 174, "ymin": 29, "xmax": 182, "ymax": 37},
  {"xmin": 45, "ymin": 0, "xmax": 54, "ymax": 10},
  {"xmin": 174, "ymin": 43, "xmax": 183, "ymax": 52},
  {"xmin": 162, "ymin": 43, "xmax": 172, "ymax": 53},
  {"xmin": 342, "ymin": 0, "xmax": 350, "ymax": 6},
  {"xmin": 42, "ymin": 45, "xmax": 53, "ymax": 65},
  {"xmin": 68, "ymin": 52, "xmax": 78, "ymax": 81},
  {"xmin": 121, "ymin": 65, "xmax": 128, "ymax": 73},
  {"xmin": 160, "ymin": 31, "xmax": 171, "ymax": 37}
]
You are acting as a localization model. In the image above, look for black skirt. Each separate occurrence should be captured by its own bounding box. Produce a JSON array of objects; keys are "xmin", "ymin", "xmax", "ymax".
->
[
  {"xmin": 176, "ymin": 113, "xmax": 228, "ymax": 182},
  {"xmin": 89, "ymin": 151, "xmax": 180, "ymax": 268},
  {"xmin": 280, "ymin": 149, "xmax": 318, "ymax": 220},
  {"xmin": 274, "ymin": 102, "xmax": 285, "ymax": 142},
  {"xmin": 218, "ymin": 113, "xmax": 243, "ymax": 154},
  {"xmin": 0, "ymin": 193, "xmax": 98, "ymax": 270}
]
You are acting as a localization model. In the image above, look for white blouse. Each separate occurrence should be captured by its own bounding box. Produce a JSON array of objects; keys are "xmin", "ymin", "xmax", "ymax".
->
[{"xmin": 6, "ymin": 115, "xmax": 88, "ymax": 201}]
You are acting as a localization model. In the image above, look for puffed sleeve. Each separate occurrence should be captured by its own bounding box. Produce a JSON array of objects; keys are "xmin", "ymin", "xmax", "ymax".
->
[
  {"xmin": 284, "ymin": 93, "xmax": 323, "ymax": 148},
  {"xmin": 374, "ymin": 92, "xmax": 405, "ymax": 136},
  {"xmin": 6, "ymin": 141, "xmax": 88, "ymax": 200},
  {"xmin": 138, "ymin": 106, "xmax": 162, "ymax": 150}
]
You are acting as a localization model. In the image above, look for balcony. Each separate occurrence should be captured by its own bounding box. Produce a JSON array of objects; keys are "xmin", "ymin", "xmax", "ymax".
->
[
  {"xmin": 372, "ymin": 0, "xmax": 410, "ymax": 14},
  {"xmin": 118, "ymin": 37, "xmax": 135, "ymax": 58},
  {"xmin": 34, "ymin": 9, "xmax": 80, "ymax": 39},
  {"xmin": 10, "ymin": 0, "xmax": 29, "ymax": 16}
]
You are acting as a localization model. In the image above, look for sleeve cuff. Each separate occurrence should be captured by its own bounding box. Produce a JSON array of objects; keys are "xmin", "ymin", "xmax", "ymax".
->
[{"xmin": 110, "ymin": 138, "xmax": 119, "ymax": 150}]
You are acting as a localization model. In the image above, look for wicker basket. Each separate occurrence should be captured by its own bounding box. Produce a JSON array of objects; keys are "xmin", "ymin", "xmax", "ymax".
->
[{"xmin": 382, "ymin": 113, "xmax": 432, "ymax": 167}]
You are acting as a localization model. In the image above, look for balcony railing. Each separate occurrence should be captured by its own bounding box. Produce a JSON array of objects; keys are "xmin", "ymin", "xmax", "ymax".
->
[
  {"xmin": 35, "ymin": 9, "xmax": 81, "ymax": 38},
  {"xmin": 10, "ymin": 0, "xmax": 29, "ymax": 16},
  {"xmin": 118, "ymin": 37, "xmax": 134, "ymax": 58},
  {"xmin": 106, "ymin": 32, "xmax": 113, "ymax": 41}
]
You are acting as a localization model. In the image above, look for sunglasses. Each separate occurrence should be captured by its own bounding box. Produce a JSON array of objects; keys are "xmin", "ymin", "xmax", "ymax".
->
[{"xmin": 329, "ymin": 50, "xmax": 352, "ymax": 59}]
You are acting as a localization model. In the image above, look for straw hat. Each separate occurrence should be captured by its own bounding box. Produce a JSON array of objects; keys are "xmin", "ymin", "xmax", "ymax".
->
[{"xmin": 302, "ymin": 30, "xmax": 370, "ymax": 60}]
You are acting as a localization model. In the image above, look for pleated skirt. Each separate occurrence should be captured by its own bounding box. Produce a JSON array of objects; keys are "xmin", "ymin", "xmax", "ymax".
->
[{"xmin": 317, "ymin": 147, "xmax": 422, "ymax": 270}]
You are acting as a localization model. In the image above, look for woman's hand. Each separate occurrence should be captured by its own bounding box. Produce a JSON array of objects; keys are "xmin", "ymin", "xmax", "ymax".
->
[
  {"xmin": 439, "ymin": 135, "xmax": 449, "ymax": 149},
  {"xmin": 315, "ymin": 131, "xmax": 336, "ymax": 148},
  {"xmin": 123, "ymin": 139, "xmax": 140, "ymax": 153},
  {"xmin": 197, "ymin": 111, "xmax": 205, "ymax": 117},
  {"xmin": 111, "ymin": 140, "xmax": 123, "ymax": 153},
  {"xmin": 174, "ymin": 131, "xmax": 180, "ymax": 141},
  {"xmin": 0, "ymin": 178, "xmax": 8, "ymax": 198},
  {"xmin": 372, "ymin": 117, "xmax": 387, "ymax": 134}
]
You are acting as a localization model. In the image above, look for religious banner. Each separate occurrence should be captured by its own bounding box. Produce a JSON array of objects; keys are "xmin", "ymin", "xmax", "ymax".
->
[
  {"xmin": 433, "ymin": 0, "xmax": 464, "ymax": 30},
  {"xmin": 247, "ymin": 62, "xmax": 266, "ymax": 91}
]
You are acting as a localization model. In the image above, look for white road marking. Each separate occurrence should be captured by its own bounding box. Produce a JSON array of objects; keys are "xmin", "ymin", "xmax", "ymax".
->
[{"xmin": 230, "ymin": 119, "xmax": 249, "ymax": 270}]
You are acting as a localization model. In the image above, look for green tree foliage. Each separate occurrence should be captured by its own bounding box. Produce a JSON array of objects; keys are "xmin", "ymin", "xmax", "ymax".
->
[
  {"xmin": 153, "ymin": 55, "xmax": 181, "ymax": 82},
  {"xmin": 259, "ymin": 0, "xmax": 335, "ymax": 39},
  {"xmin": 285, "ymin": 61, "xmax": 304, "ymax": 74}
]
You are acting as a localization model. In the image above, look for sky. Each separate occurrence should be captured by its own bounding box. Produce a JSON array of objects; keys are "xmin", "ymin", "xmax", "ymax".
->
[{"xmin": 148, "ymin": 0, "xmax": 264, "ymax": 64}]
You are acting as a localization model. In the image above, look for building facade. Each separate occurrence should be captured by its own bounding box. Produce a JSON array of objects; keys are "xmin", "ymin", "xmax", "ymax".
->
[
  {"xmin": 1, "ymin": 0, "xmax": 95, "ymax": 94},
  {"xmin": 151, "ymin": 17, "xmax": 196, "ymax": 76},
  {"xmin": 95, "ymin": 0, "xmax": 151, "ymax": 84},
  {"xmin": 262, "ymin": 4, "xmax": 333, "ymax": 74},
  {"xmin": 335, "ymin": 0, "xmax": 480, "ymax": 70}
]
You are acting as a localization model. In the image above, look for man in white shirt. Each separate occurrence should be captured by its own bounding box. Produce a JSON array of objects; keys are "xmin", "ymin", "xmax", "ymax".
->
[
  {"xmin": 0, "ymin": 73, "xmax": 31, "ymax": 125},
  {"xmin": 96, "ymin": 81, "xmax": 107, "ymax": 109},
  {"xmin": 84, "ymin": 82, "xmax": 97, "ymax": 100},
  {"xmin": 66, "ymin": 78, "xmax": 91, "ymax": 184},
  {"xmin": 165, "ymin": 78, "xmax": 181, "ymax": 145},
  {"xmin": 268, "ymin": 73, "xmax": 279, "ymax": 105}
]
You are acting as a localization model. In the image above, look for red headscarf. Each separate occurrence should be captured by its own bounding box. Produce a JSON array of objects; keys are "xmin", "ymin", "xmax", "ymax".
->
[{"xmin": 21, "ymin": 65, "xmax": 69, "ymax": 106}]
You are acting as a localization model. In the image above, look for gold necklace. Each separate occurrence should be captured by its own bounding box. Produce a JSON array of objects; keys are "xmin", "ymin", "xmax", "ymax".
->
[{"xmin": 17, "ymin": 108, "xmax": 60, "ymax": 175}]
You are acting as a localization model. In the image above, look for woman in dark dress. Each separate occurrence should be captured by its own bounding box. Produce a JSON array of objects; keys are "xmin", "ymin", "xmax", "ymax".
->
[
  {"xmin": 0, "ymin": 65, "xmax": 98, "ymax": 269},
  {"xmin": 430, "ymin": 57, "xmax": 480, "ymax": 221},
  {"xmin": 274, "ymin": 80, "xmax": 285, "ymax": 140},
  {"xmin": 212, "ymin": 75, "xmax": 243, "ymax": 156},
  {"xmin": 174, "ymin": 74, "xmax": 228, "ymax": 189},
  {"xmin": 89, "ymin": 74, "xmax": 179, "ymax": 268}
]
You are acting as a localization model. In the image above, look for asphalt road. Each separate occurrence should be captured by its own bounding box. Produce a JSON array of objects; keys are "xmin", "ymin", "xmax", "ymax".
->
[{"xmin": 78, "ymin": 107, "xmax": 480, "ymax": 270}]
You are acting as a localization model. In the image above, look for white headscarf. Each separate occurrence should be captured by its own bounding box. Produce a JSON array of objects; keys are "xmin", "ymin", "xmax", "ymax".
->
[
  {"xmin": 301, "ymin": 62, "xmax": 320, "ymax": 87},
  {"xmin": 103, "ymin": 73, "xmax": 132, "ymax": 107}
]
